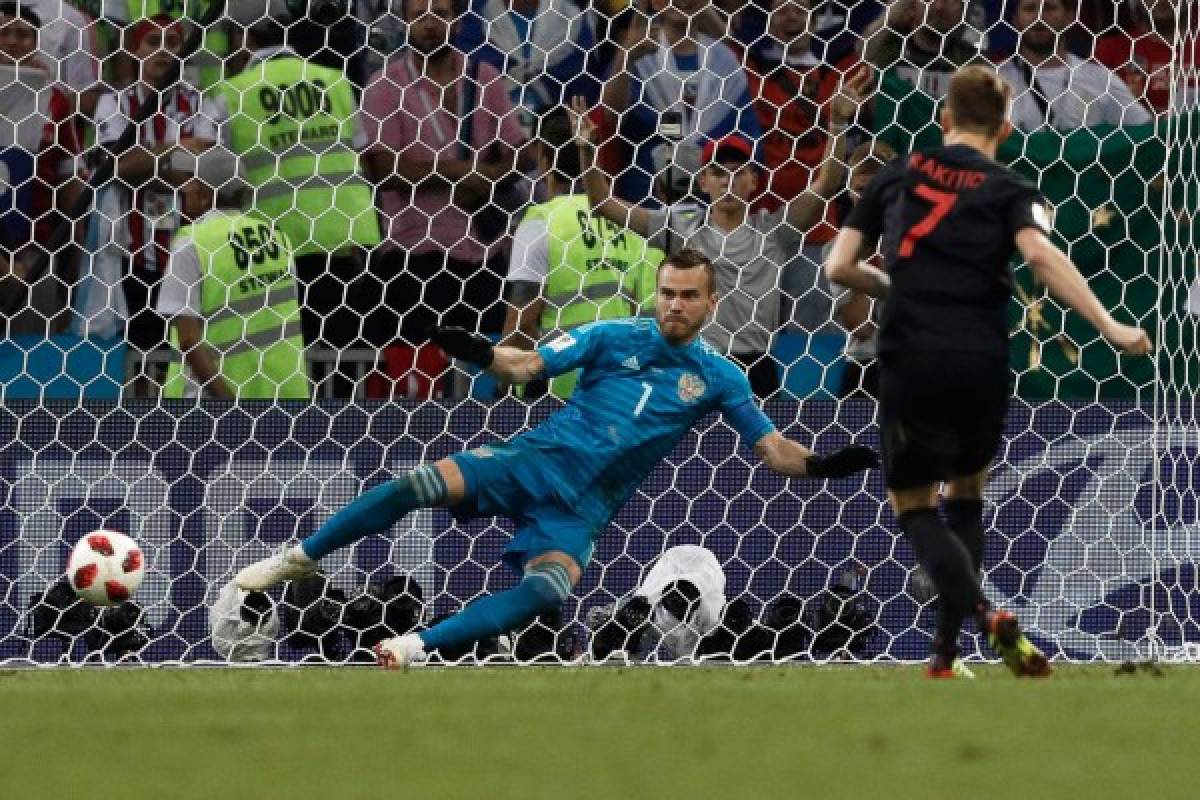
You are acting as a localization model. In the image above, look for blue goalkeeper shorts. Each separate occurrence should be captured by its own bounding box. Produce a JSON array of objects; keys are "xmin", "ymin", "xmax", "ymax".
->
[{"xmin": 449, "ymin": 442, "xmax": 600, "ymax": 573}]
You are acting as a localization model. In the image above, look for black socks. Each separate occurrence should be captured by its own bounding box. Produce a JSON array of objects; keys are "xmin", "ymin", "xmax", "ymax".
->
[
  {"xmin": 899, "ymin": 507, "xmax": 990, "ymax": 659},
  {"xmin": 944, "ymin": 498, "xmax": 986, "ymax": 577}
]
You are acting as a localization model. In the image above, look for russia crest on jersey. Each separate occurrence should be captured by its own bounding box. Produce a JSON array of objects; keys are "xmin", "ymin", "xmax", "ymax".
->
[{"xmin": 677, "ymin": 372, "xmax": 706, "ymax": 403}]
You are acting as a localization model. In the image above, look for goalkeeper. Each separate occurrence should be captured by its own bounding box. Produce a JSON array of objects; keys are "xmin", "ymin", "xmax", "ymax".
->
[{"xmin": 237, "ymin": 249, "xmax": 878, "ymax": 668}]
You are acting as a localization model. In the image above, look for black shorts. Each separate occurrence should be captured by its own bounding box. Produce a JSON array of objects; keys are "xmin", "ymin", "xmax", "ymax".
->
[{"xmin": 878, "ymin": 353, "xmax": 1010, "ymax": 490}]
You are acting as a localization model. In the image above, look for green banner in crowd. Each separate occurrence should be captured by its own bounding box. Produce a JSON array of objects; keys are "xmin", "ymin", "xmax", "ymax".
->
[{"xmin": 872, "ymin": 70, "xmax": 1196, "ymax": 401}]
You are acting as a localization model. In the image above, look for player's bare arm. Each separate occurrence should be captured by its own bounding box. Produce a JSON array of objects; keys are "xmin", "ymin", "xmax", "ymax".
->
[
  {"xmin": 431, "ymin": 325, "xmax": 546, "ymax": 385},
  {"xmin": 754, "ymin": 431, "xmax": 879, "ymax": 479},
  {"xmin": 1015, "ymin": 228, "xmax": 1152, "ymax": 355},
  {"xmin": 488, "ymin": 346, "xmax": 546, "ymax": 385},
  {"xmin": 785, "ymin": 67, "xmax": 871, "ymax": 232},
  {"xmin": 569, "ymin": 96, "xmax": 655, "ymax": 238},
  {"xmin": 499, "ymin": 281, "xmax": 545, "ymax": 351},
  {"xmin": 824, "ymin": 227, "xmax": 892, "ymax": 299}
]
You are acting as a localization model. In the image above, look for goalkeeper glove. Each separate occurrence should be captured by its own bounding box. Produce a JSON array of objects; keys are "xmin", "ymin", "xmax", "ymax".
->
[
  {"xmin": 430, "ymin": 325, "xmax": 494, "ymax": 368},
  {"xmin": 805, "ymin": 445, "xmax": 879, "ymax": 479}
]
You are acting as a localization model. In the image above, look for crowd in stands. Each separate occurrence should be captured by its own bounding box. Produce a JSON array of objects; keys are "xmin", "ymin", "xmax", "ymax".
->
[{"xmin": 0, "ymin": 0, "xmax": 1192, "ymax": 401}]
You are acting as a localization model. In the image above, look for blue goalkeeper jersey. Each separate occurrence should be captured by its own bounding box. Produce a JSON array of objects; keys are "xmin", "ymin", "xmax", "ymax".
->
[{"xmin": 518, "ymin": 318, "xmax": 776, "ymax": 525}]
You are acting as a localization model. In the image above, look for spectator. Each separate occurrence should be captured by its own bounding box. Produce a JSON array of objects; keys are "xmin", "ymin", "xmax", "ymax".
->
[
  {"xmin": 0, "ymin": 2, "xmax": 85, "ymax": 336},
  {"xmin": 455, "ymin": 0, "xmax": 602, "ymax": 133},
  {"xmin": 501, "ymin": 109, "xmax": 663, "ymax": 399},
  {"xmin": 572, "ymin": 72, "xmax": 868, "ymax": 396},
  {"xmin": 1095, "ymin": 0, "xmax": 1198, "ymax": 114},
  {"xmin": 109, "ymin": 0, "xmax": 236, "ymax": 90},
  {"xmin": 157, "ymin": 176, "xmax": 311, "ymax": 400},
  {"xmin": 27, "ymin": 0, "xmax": 101, "ymax": 114},
  {"xmin": 862, "ymin": 0, "xmax": 985, "ymax": 97},
  {"xmin": 827, "ymin": 138, "xmax": 897, "ymax": 399},
  {"xmin": 587, "ymin": 544, "xmax": 727, "ymax": 663},
  {"xmin": 735, "ymin": 0, "xmax": 888, "ymax": 66},
  {"xmin": 209, "ymin": 580, "xmax": 279, "ymax": 662},
  {"xmin": 735, "ymin": 2, "xmax": 875, "ymax": 395},
  {"xmin": 360, "ymin": 0, "xmax": 526, "ymax": 353},
  {"xmin": 739, "ymin": 0, "xmax": 864, "ymax": 213},
  {"xmin": 91, "ymin": 15, "xmax": 213, "ymax": 362},
  {"xmin": 357, "ymin": 0, "xmax": 406, "ymax": 81},
  {"xmin": 997, "ymin": 0, "xmax": 1153, "ymax": 131},
  {"xmin": 601, "ymin": 0, "xmax": 764, "ymax": 206},
  {"xmin": 206, "ymin": 11, "xmax": 382, "ymax": 354}
]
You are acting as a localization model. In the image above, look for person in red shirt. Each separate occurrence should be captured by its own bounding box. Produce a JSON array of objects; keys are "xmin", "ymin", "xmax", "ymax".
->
[
  {"xmin": 732, "ymin": 0, "xmax": 870, "ymax": 355},
  {"xmin": 1095, "ymin": 0, "xmax": 1198, "ymax": 114},
  {"xmin": 739, "ymin": 0, "xmax": 862, "ymax": 214}
]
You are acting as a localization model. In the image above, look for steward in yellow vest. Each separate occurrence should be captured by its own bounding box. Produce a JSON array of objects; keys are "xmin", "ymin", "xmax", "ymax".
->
[
  {"xmin": 207, "ymin": 42, "xmax": 380, "ymax": 259},
  {"xmin": 502, "ymin": 112, "xmax": 664, "ymax": 399},
  {"xmin": 206, "ymin": 18, "xmax": 382, "ymax": 349},
  {"xmin": 158, "ymin": 177, "xmax": 310, "ymax": 400}
]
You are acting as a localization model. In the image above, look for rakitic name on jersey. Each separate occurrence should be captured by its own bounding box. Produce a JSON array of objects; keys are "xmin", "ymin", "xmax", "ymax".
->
[{"xmin": 907, "ymin": 152, "xmax": 986, "ymax": 190}]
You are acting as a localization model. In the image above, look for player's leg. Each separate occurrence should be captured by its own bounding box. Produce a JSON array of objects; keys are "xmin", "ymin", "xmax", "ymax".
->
[
  {"xmin": 235, "ymin": 459, "xmax": 466, "ymax": 590},
  {"xmin": 375, "ymin": 551, "xmax": 581, "ymax": 669},
  {"xmin": 945, "ymin": 471, "xmax": 1050, "ymax": 677},
  {"xmin": 944, "ymin": 471, "xmax": 987, "ymax": 577},
  {"xmin": 889, "ymin": 484, "xmax": 989, "ymax": 676}
]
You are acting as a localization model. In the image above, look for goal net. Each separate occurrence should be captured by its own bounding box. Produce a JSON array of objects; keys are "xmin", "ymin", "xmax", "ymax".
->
[{"xmin": 0, "ymin": 0, "xmax": 1196, "ymax": 665}]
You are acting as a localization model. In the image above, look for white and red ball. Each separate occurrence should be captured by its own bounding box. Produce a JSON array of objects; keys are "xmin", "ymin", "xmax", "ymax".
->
[{"xmin": 67, "ymin": 530, "xmax": 145, "ymax": 606}]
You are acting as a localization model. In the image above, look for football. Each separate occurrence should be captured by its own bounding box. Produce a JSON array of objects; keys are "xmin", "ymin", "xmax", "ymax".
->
[{"xmin": 67, "ymin": 530, "xmax": 145, "ymax": 607}]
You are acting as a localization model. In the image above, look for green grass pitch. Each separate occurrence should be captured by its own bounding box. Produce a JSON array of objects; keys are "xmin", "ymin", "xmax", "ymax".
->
[{"xmin": 0, "ymin": 664, "xmax": 1195, "ymax": 800}]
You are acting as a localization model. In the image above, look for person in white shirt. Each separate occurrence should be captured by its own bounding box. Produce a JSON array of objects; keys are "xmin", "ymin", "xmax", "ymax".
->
[
  {"xmin": 208, "ymin": 581, "xmax": 280, "ymax": 662},
  {"xmin": 588, "ymin": 544, "xmax": 727, "ymax": 662},
  {"xmin": 997, "ymin": 0, "xmax": 1153, "ymax": 132},
  {"xmin": 639, "ymin": 544, "xmax": 727, "ymax": 660},
  {"xmin": 28, "ymin": 0, "xmax": 101, "ymax": 113},
  {"xmin": 92, "ymin": 16, "xmax": 215, "ymax": 355}
]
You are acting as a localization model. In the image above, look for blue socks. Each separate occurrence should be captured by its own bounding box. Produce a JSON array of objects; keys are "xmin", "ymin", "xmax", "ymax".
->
[
  {"xmin": 420, "ymin": 561, "xmax": 573, "ymax": 653},
  {"xmin": 301, "ymin": 465, "xmax": 448, "ymax": 560}
]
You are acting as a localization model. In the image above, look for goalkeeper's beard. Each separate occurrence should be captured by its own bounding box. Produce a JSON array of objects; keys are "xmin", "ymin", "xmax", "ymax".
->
[{"xmin": 658, "ymin": 312, "xmax": 704, "ymax": 345}]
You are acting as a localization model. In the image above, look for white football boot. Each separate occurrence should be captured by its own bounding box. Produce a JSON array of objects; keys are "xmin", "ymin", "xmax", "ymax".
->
[
  {"xmin": 373, "ymin": 633, "xmax": 428, "ymax": 670},
  {"xmin": 235, "ymin": 545, "xmax": 317, "ymax": 590}
]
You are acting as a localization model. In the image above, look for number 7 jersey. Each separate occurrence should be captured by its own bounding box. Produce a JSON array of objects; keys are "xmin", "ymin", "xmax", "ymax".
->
[
  {"xmin": 844, "ymin": 144, "xmax": 1049, "ymax": 362},
  {"xmin": 520, "ymin": 319, "xmax": 777, "ymax": 527}
]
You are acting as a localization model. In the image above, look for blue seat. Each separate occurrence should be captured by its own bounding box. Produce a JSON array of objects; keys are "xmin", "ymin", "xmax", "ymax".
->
[
  {"xmin": 771, "ymin": 332, "xmax": 848, "ymax": 400},
  {"xmin": 0, "ymin": 335, "xmax": 126, "ymax": 400}
]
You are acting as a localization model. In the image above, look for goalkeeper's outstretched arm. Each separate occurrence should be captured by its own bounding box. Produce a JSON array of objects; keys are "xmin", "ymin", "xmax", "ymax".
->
[
  {"xmin": 430, "ymin": 326, "xmax": 545, "ymax": 385},
  {"xmin": 754, "ymin": 432, "xmax": 879, "ymax": 479},
  {"xmin": 568, "ymin": 97, "xmax": 656, "ymax": 239},
  {"xmin": 488, "ymin": 346, "xmax": 546, "ymax": 385}
]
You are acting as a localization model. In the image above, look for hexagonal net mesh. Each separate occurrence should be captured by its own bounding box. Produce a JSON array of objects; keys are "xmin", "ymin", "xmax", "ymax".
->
[{"xmin": 0, "ymin": 0, "xmax": 1195, "ymax": 665}]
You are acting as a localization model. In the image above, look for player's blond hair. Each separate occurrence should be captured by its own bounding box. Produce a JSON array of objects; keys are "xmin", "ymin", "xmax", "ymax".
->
[{"xmin": 946, "ymin": 65, "xmax": 1013, "ymax": 138}]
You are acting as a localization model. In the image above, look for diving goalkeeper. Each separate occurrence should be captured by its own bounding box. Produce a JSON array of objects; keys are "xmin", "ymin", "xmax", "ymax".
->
[{"xmin": 236, "ymin": 248, "xmax": 878, "ymax": 668}]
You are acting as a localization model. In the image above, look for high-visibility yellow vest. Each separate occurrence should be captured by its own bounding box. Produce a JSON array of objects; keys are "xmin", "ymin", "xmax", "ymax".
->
[
  {"xmin": 208, "ymin": 54, "xmax": 382, "ymax": 257},
  {"xmin": 523, "ymin": 194, "xmax": 664, "ymax": 398},
  {"xmin": 163, "ymin": 210, "xmax": 311, "ymax": 400}
]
